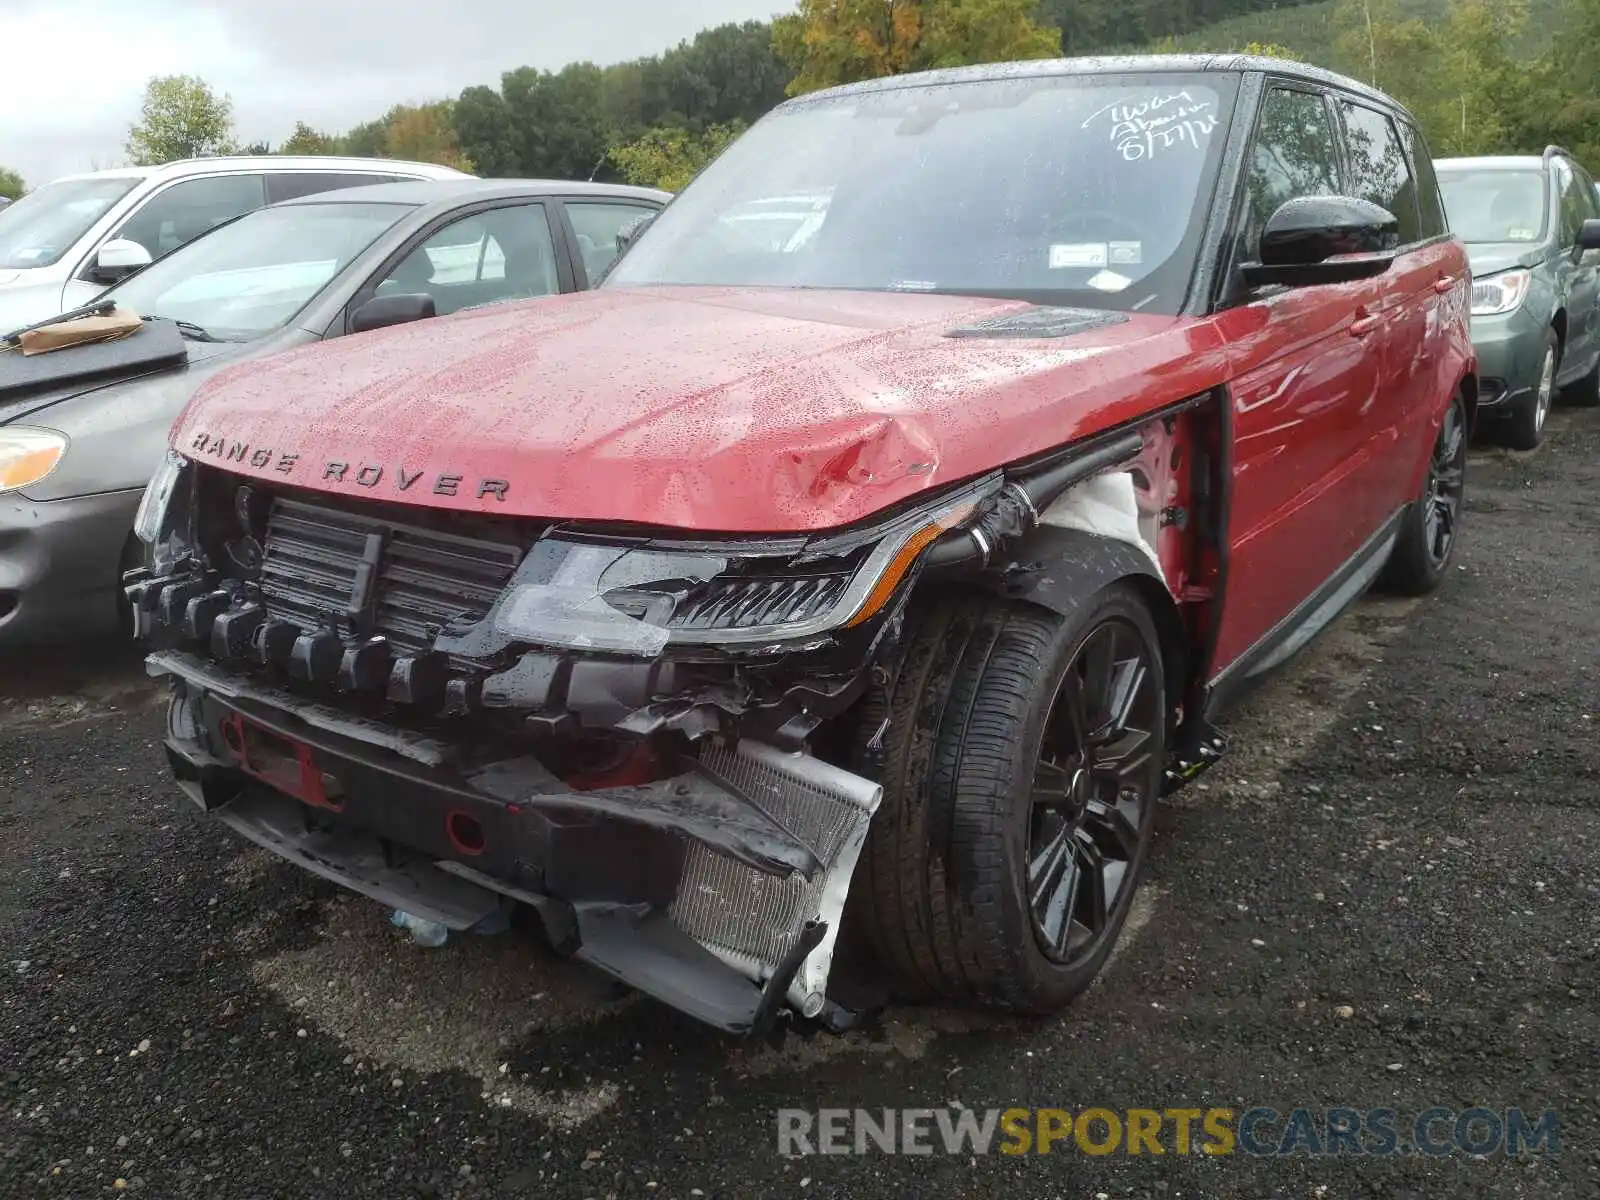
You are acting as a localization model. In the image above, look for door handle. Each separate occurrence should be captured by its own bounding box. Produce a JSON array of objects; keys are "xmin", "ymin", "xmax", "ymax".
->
[
  {"xmin": 1349, "ymin": 311, "xmax": 1383, "ymax": 338},
  {"xmin": 1432, "ymin": 276, "xmax": 1457, "ymax": 294}
]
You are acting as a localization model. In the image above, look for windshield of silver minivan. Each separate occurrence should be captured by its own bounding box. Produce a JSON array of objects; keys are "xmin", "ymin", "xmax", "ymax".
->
[
  {"xmin": 0, "ymin": 176, "xmax": 142, "ymax": 269},
  {"xmin": 607, "ymin": 72, "xmax": 1238, "ymax": 315},
  {"xmin": 1437, "ymin": 168, "xmax": 1549, "ymax": 244}
]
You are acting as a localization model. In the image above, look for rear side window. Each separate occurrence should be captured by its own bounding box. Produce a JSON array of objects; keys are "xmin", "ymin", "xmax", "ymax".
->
[
  {"xmin": 1242, "ymin": 88, "xmax": 1342, "ymax": 256},
  {"xmin": 1400, "ymin": 122, "xmax": 1447, "ymax": 239},
  {"xmin": 1337, "ymin": 101, "xmax": 1420, "ymax": 245},
  {"xmin": 267, "ymin": 172, "xmax": 409, "ymax": 203},
  {"xmin": 565, "ymin": 200, "xmax": 662, "ymax": 283}
]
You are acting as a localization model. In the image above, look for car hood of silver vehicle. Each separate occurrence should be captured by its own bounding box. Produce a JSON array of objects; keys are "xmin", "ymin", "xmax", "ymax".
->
[
  {"xmin": 1, "ymin": 337, "xmax": 243, "ymax": 502},
  {"xmin": 1463, "ymin": 242, "xmax": 1551, "ymax": 278}
]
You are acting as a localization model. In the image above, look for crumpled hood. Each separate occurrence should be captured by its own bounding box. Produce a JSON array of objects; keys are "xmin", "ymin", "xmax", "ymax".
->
[{"xmin": 173, "ymin": 286, "xmax": 1226, "ymax": 532}]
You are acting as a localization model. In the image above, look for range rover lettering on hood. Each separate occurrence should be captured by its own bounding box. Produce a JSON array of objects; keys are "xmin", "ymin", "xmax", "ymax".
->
[{"xmin": 186, "ymin": 431, "xmax": 510, "ymax": 501}]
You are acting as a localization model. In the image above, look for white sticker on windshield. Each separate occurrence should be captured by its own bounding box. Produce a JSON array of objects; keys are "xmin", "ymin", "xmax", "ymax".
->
[
  {"xmin": 1508, "ymin": 228, "xmax": 1535, "ymax": 241},
  {"xmin": 1108, "ymin": 241, "xmax": 1143, "ymax": 266},
  {"xmin": 1049, "ymin": 243, "xmax": 1108, "ymax": 270},
  {"xmin": 1087, "ymin": 269, "xmax": 1133, "ymax": 292}
]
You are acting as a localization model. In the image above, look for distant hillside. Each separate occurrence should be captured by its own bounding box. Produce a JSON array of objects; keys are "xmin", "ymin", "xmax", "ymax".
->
[{"xmin": 1142, "ymin": 0, "xmax": 1570, "ymax": 71}]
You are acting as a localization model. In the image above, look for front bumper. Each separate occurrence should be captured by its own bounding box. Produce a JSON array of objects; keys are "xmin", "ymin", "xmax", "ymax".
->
[
  {"xmin": 1469, "ymin": 306, "xmax": 1547, "ymax": 412},
  {"xmin": 0, "ymin": 487, "xmax": 141, "ymax": 648},
  {"xmin": 152, "ymin": 648, "xmax": 882, "ymax": 1034}
]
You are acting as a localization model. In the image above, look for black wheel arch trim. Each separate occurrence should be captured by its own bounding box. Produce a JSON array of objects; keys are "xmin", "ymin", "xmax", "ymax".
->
[{"xmin": 962, "ymin": 525, "xmax": 1191, "ymax": 744}]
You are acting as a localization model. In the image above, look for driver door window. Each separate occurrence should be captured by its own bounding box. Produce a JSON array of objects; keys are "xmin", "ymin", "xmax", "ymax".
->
[
  {"xmin": 1241, "ymin": 88, "xmax": 1341, "ymax": 261},
  {"xmin": 109, "ymin": 174, "xmax": 267, "ymax": 264},
  {"xmin": 372, "ymin": 204, "xmax": 559, "ymax": 316}
]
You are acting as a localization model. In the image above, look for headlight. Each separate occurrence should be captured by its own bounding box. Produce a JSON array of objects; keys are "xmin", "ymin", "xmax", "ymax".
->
[
  {"xmin": 491, "ymin": 483, "xmax": 993, "ymax": 656},
  {"xmin": 0, "ymin": 427, "xmax": 68, "ymax": 494},
  {"xmin": 1470, "ymin": 269, "xmax": 1531, "ymax": 316},
  {"xmin": 134, "ymin": 451, "xmax": 187, "ymax": 544}
]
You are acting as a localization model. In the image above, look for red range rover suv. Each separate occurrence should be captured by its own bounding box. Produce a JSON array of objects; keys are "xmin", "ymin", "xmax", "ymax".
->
[{"xmin": 127, "ymin": 55, "xmax": 1474, "ymax": 1034}]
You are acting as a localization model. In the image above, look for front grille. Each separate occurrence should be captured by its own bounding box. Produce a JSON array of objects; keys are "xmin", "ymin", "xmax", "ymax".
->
[{"xmin": 259, "ymin": 498, "xmax": 523, "ymax": 653}]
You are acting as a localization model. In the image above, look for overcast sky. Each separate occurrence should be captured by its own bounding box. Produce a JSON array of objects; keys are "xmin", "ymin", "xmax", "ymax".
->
[{"xmin": 1, "ymin": 0, "xmax": 787, "ymax": 187}]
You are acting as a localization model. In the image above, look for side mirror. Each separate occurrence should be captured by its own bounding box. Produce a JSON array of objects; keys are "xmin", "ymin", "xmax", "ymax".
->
[
  {"xmin": 1242, "ymin": 196, "xmax": 1399, "ymax": 289},
  {"xmin": 350, "ymin": 292, "xmax": 436, "ymax": 334},
  {"xmin": 93, "ymin": 238, "xmax": 153, "ymax": 284},
  {"xmin": 1577, "ymin": 218, "xmax": 1600, "ymax": 252},
  {"xmin": 614, "ymin": 212, "xmax": 656, "ymax": 256}
]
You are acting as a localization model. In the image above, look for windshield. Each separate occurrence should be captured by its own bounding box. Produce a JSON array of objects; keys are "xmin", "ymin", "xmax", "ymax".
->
[
  {"xmin": 106, "ymin": 201, "xmax": 411, "ymax": 340},
  {"xmin": 608, "ymin": 72, "xmax": 1237, "ymax": 314},
  {"xmin": 0, "ymin": 176, "xmax": 142, "ymax": 269},
  {"xmin": 1437, "ymin": 168, "xmax": 1548, "ymax": 244}
]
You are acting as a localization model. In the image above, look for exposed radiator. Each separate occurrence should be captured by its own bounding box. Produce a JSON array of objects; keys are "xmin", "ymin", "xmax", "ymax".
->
[
  {"xmin": 259, "ymin": 497, "xmax": 523, "ymax": 653},
  {"xmin": 668, "ymin": 739, "xmax": 883, "ymax": 1016}
]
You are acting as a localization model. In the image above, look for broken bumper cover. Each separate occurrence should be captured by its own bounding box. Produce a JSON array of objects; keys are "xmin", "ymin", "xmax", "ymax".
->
[{"xmin": 150, "ymin": 649, "xmax": 881, "ymax": 1034}]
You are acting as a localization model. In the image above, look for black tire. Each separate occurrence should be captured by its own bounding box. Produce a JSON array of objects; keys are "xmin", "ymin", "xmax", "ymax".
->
[
  {"xmin": 1564, "ymin": 352, "xmax": 1600, "ymax": 408},
  {"xmin": 1380, "ymin": 392, "xmax": 1467, "ymax": 596},
  {"xmin": 852, "ymin": 582, "xmax": 1166, "ymax": 1013},
  {"xmin": 1505, "ymin": 330, "xmax": 1558, "ymax": 450}
]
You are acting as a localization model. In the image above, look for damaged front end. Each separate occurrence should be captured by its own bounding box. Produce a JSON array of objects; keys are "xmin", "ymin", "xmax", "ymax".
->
[
  {"xmin": 127, "ymin": 452, "xmax": 1002, "ymax": 1032},
  {"xmin": 126, "ymin": 409, "xmax": 1192, "ymax": 1033}
]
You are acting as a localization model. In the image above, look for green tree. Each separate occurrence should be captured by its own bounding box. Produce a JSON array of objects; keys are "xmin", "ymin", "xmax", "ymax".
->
[
  {"xmin": 1422, "ymin": 0, "xmax": 1528, "ymax": 155},
  {"xmin": 340, "ymin": 114, "xmax": 395, "ymax": 158},
  {"xmin": 1539, "ymin": 0, "xmax": 1600, "ymax": 166},
  {"xmin": 643, "ymin": 22, "xmax": 792, "ymax": 127},
  {"xmin": 0, "ymin": 167, "xmax": 24, "ymax": 198},
  {"xmin": 384, "ymin": 103, "xmax": 475, "ymax": 172},
  {"xmin": 453, "ymin": 86, "xmax": 521, "ymax": 175},
  {"xmin": 1240, "ymin": 40, "xmax": 1301, "ymax": 59},
  {"xmin": 279, "ymin": 122, "xmax": 339, "ymax": 155},
  {"xmin": 609, "ymin": 121, "xmax": 746, "ymax": 191},
  {"xmin": 125, "ymin": 74, "xmax": 237, "ymax": 164},
  {"xmin": 773, "ymin": 0, "xmax": 1061, "ymax": 97},
  {"xmin": 502, "ymin": 63, "xmax": 613, "ymax": 179}
]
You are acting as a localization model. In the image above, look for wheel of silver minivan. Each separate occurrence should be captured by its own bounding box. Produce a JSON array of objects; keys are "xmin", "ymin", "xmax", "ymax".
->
[{"xmin": 1507, "ymin": 332, "xmax": 1558, "ymax": 450}]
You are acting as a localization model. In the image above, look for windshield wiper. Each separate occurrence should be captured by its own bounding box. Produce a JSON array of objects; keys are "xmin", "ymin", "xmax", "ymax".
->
[{"xmin": 158, "ymin": 317, "xmax": 223, "ymax": 343}]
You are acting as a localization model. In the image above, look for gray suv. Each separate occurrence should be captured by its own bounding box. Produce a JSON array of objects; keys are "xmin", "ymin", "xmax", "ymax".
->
[{"xmin": 1437, "ymin": 147, "xmax": 1600, "ymax": 448}]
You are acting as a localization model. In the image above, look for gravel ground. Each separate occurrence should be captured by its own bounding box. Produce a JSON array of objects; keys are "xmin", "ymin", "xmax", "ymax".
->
[{"xmin": 2, "ymin": 405, "xmax": 1597, "ymax": 1200}]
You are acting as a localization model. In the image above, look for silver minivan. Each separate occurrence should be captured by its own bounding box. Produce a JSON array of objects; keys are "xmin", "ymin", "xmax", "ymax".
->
[{"xmin": 0, "ymin": 155, "xmax": 471, "ymax": 329}]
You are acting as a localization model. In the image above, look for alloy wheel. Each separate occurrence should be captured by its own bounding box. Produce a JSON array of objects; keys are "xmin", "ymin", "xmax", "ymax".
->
[
  {"xmin": 1027, "ymin": 619, "xmax": 1160, "ymax": 966},
  {"xmin": 1534, "ymin": 346, "xmax": 1555, "ymax": 434},
  {"xmin": 1423, "ymin": 401, "xmax": 1467, "ymax": 567}
]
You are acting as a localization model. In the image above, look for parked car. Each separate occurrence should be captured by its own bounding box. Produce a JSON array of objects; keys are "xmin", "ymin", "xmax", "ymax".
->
[
  {"xmin": 0, "ymin": 178, "xmax": 668, "ymax": 648},
  {"xmin": 130, "ymin": 55, "xmax": 1475, "ymax": 1036},
  {"xmin": 0, "ymin": 156, "xmax": 473, "ymax": 331},
  {"xmin": 1436, "ymin": 148, "xmax": 1600, "ymax": 448}
]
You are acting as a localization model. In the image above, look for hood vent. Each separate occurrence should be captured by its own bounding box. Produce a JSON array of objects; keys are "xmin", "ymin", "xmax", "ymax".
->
[{"xmin": 945, "ymin": 306, "xmax": 1129, "ymax": 340}]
